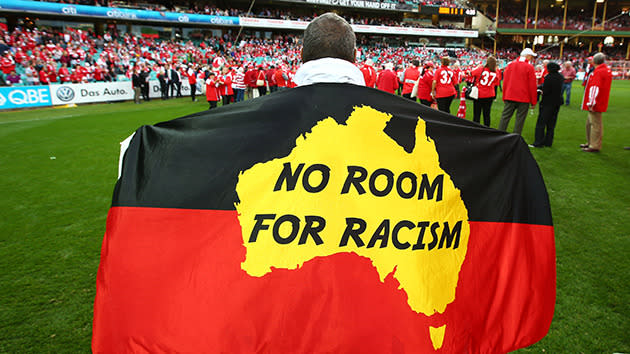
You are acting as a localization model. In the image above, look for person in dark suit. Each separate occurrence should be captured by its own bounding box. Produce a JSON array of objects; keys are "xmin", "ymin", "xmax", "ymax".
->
[
  {"xmin": 170, "ymin": 65, "xmax": 182, "ymax": 98},
  {"xmin": 157, "ymin": 66, "xmax": 168, "ymax": 100},
  {"xmin": 140, "ymin": 65, "xmax": 151, "ymax": 101},
  {"xmin": 131, "ymin": 68, "xmax": 143, "ymax": 104},
  {"xmin": 531, "ymin": 62, "xmax": 564, "ymax": 147}
]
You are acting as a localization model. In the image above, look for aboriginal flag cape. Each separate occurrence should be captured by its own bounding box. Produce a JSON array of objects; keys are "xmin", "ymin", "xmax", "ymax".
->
[{"xmin": 93, "ymin": 83, "xmax": 555, "ymax": 353}]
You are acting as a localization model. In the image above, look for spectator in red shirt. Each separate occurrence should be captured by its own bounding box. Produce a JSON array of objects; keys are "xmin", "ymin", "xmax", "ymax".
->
[
  {"xmin": 375, "ymin": 62, "xmax": 398, "ymax": 94},
  {"xmin": 498, "ymin": 48, "xmax": 538, "ymax": 135},
  {"xmin": 205, "ymin": 71, "xmax": 221, "ymax": 109},
  {"xmin": 38, "ymin": 68, "xmax": 49, "ymax": 85},
  {"xmin": 93, "ymin": 66, "xmax": 105, "ymax": 82},
  {"xmin": 432, "ymin": 56, "xmax": 458, "ymax": 114},
  {"xmin": 274, "ymin": 66, "xmax": 289, "ymax": 91},
  {"xmin": 58, "ymin": 63, "xmax": 71, "ymax": 83},
  {"xmin": 266, "ymin": 65, "xmax": 277, "ymax": 93},
  {"xmin": 360, "ymin": 59, "xmax": 376, "ymax": 88},
  {"xmin": 560, "ymin": 61, "xmax": 576, "ymax": 105},
  {"xmin": 244, "ymin": 65, "xmax": 258, "ymax": 99},
  {"xmin": 47, "ymin": 66, "xmax": 58, "ymax": 83},
  {"xmin": 1, "ymin": 53, "xmax": 15, "ymax": 74},
  {"xmin": 581, "ymin": 52, "xmax": 612, "ymax": 152},
  {"xmin": 471, "ymin": 56, "xmax": 501, "ymax": 127},
  {"xmin": 401, "ymin": 59, "xmax": 420, "ymax": 100},
  {"xmin": 187, "ymin": 65, "xmax": 198, "ymax": 102},
  {"xmin": 219, "ymin": 66, "xmax": 234, "ymax": 106},
  {"xmin": 416, "ymin": 61, "xmax": 435, "ymax": 106}
]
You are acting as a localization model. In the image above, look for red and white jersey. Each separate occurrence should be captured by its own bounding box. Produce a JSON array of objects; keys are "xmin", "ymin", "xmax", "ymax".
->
[
  {"xmin": 219, "ymin": 73, "xmax": 234, "ymax": 96},
  {"xmin": 1, "ymin": 56, "xmax": 15, "ymax": 74},
  {"xmin": 401, "ymin": 66, "xmax": 420, "ymax": 94},
  {"xmin": 471, "ymin": 67, "xmax": 501, "ymax": 99},
  {"xmin": 360, "ymin": 65, "xmax": 376, "ymax": 88},
  {"xmin": 581, "ymin": 63, "xmax": 612, "ymax": 113},
  {"xmin": 205, "ymin": 78, "xmax": 221, "ymax": 102},
  {"xmin": 417, "ymin": 69, "xmax": 434, "ymax": 101},
  {"xmin": 433, "ymin": 65, "xmax": 458, "ymax": 98},
  {"xmin": 187, "ymin": 69, "xmax": 197, "ymax": 85}
]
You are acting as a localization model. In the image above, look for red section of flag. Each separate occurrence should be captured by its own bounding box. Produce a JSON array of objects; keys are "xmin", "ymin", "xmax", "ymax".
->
[{"xmin": 93, "ymin": 207, "xmax": 555, "ymax": 353}]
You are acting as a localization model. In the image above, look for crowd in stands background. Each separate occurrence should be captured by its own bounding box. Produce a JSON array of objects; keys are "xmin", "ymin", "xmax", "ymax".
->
[
  {"xmin": 485, "ymin": 4, "xmax": 630, "ymax": 31},
  {"xmin": 34, "ymin": 1, "xmax": 469, "ymax": 29}
]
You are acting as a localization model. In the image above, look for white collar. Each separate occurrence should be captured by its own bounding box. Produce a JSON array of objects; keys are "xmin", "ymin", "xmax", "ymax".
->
[{"xmin": 294, "ymin": 57, "xmax": 365, "ymax": 87}]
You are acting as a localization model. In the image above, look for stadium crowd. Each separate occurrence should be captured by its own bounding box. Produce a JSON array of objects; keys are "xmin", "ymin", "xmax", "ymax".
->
[
  {"xmin": 490, "ymin": 6, "xmax": 630, "ymax": 31},
  {"xmin": 42, "ymin": 0, "xmax": 464, "ymax": 9},
  {"xmin": 33, "ymin": 0, "xmax": 469, "ymax": 29},
  {"xmin": 1, "ymin": 23, "xmax": 622, "ymax": 90}
]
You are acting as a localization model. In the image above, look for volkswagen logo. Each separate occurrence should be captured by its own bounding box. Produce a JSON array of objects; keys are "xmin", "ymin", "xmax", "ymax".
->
[{"xmin": 56, "ymin": 86, "xmax": 75, "ymax": 102}]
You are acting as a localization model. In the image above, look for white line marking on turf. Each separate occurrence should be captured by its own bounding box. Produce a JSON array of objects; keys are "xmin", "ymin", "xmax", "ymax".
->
[{"xmin": 0, "ymin": 114, "xmax": 80, "ymax": 125}]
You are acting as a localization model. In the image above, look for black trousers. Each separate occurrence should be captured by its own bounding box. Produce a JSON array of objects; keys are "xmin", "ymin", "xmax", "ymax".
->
[
  {"xmin": 402, "ymin": 93, "xmax": 415, "ymax": 101},
  {"xmin": 159, "ymin": 81, "xmax": 168, "ymax": 99},
  {"xmin": 141, "ymin": 84, "xmax": 150, "ymax": 101},
  {"xmin": 473, "ymin": 97, "xmax": 494, "ymax": 127},
  {"xmin": 534, "ymin": 104, "xmax": 560, "ymax": 147},
  {"xmin": 190, "ymin": 84, "xmax": 196, "ymax": 101},
  {"xmin": 420, "ymin": 99, "xmax": 432, "ymax": 107},
  {"xmin": 436, "ymin": 96, "xmax": 455, "ymax": 114},
  {"xmin": 222, "ymin": 95, "xmax": 233, "ymax": 106},
  {"xmin": 170, "ymin": 81, "xmax": 181, "ymax": 97},
  {"xmin": 208, "ymin": 100, "xmax": 217, "ymax": 109},
  {"xmin": 258, "ymin": 86, "xmax": 267, "ymax": 96}
]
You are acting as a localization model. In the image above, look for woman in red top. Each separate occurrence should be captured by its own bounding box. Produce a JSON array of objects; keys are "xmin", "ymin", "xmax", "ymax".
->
[
  {"xmin": 471, "ymin": 56, "xmax": 501, "ymax": 127},
  {"xmin": 431, "ymin": 56, "xmax": 458, "ymax": 114},
  {"xmin": 205, "ymin": 72, "xmax": 220, "ymax": 109},
  {"xmin": 417, "ymin": 61, "xmax": 435, "ymax": 107}
]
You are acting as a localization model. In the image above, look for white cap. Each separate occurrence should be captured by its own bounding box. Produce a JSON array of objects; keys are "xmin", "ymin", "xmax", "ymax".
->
[
  {"xmin": 521, "ymin": 48, "xmax": 537, "ymax": 57},
  {"xmin": 385, "ymin": 62, "xmax": 394, "ymax": 70}
]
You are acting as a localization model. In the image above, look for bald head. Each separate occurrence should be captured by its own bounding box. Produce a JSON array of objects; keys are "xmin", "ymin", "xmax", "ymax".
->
[{"xmin": 302, "ymin": 13, "xmax": 356, "ymax": 64}]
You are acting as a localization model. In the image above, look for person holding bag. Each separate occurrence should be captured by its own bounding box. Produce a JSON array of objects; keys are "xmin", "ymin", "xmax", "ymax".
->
[
  {"xmin": 470, "ymin": 56, "xmax": 501, "ymax": 127},
  {"xmin": 256, "ymin": 66, "xmax": 267, "ymax": 96}
]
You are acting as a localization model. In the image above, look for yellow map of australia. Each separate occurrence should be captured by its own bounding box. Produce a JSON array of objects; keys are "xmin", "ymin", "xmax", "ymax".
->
[{"xmin": 235, "ymin": 106, "xmax": 470, "ymax": 349}]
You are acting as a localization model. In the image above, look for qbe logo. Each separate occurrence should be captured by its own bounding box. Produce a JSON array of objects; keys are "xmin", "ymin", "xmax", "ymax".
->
[{"xmin": 56, "ymin": 86, "xmax": 75, "ymax": 102}]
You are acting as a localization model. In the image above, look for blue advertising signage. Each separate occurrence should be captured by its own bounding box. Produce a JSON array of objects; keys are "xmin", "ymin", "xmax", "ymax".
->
[
  {"xmin": 0, "ymin": 86, "xmax": 52, "ymax": 110},
  {"xmin": 0, "ymin": 0, "xmax": 240, "ymax": 26}
]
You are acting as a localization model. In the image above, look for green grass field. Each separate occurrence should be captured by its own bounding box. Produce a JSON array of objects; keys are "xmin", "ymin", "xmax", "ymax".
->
[{"xmin": 0, "ymin": 83, "xmax": 628, "ymax": 353}]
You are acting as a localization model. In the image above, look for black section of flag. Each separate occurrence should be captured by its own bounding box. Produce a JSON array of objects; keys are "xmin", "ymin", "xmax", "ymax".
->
[{"xmin": 113, "ymin": 83, "xmax": 552, "ymax": 226}]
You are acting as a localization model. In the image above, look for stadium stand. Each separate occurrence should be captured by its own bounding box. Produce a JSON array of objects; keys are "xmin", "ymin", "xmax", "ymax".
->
[{"xmin": 0, "ymin": 0, "xmax": 629, "ymax": 90}]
